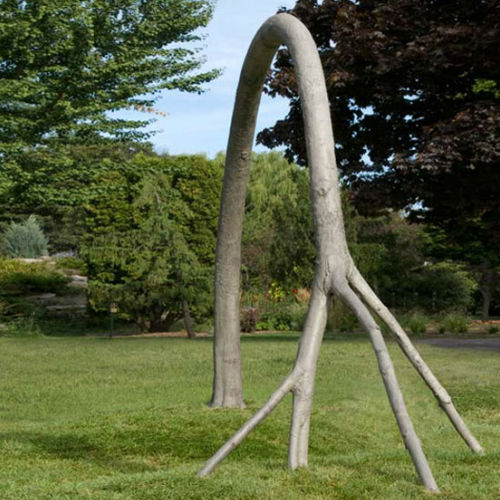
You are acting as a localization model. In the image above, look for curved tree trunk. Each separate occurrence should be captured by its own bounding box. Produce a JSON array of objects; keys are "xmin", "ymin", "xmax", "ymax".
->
[{"xmin": 205, "ymin": 12, "xmax": 482, "ymax": 491}]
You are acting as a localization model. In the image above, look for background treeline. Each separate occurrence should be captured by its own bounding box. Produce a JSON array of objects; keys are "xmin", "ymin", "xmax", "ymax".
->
[
  {"xmin": 1, "ymin": 148, "xmax": 497, "ymax": 336},
  {"xmin": 0, "ymin": 0, "xmax": 498, "ymax": 336}
]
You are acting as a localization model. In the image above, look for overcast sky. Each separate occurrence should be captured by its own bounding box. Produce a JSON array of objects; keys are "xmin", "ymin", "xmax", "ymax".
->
[{"xmin": 118, "ymin": 0, "xmax": 296, "ymax": 156}]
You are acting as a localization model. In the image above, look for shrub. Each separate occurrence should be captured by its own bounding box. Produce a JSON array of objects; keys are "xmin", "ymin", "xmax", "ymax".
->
[
  {"xmin": 81, "ymin": 156, "xmax": 220, "ymax": 332},
  {"xmin": 240, "ymin": 307, "xmax": 260, "ymax": 333},
  {"xmin": 440, "ymin": 313, "xmax": 469, "ymax": 334},
  {"xmin": 403, "ymin": 312, "xmax": 428, "ymax": 335},
  {"xmin": 411, "ymin": 261, "xmax": 477, "ymax": 313},
  {"xmin": 0, "ymin": 315, "xmax": 42, "ymax": 337},
  {"xmin": 54, "ymin": 256, "xmax": 87, "ymax": 274},
  {"xmin": 257, "ymin": 302, "xmax": 306, "ymax": 331},
  {"xmin": 327, "ymin": 299, "xmax": 359, "ymax": 333},
  {"xmin": 0, "ymin": 259, "xmax": 69, "ymax": 296},
  {"xmin": 2, "ymin": 216, "xmax": 48, "ymax": 258}
]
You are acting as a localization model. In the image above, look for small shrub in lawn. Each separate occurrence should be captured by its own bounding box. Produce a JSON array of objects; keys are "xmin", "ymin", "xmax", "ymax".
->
[
  {"xmin": 240, "ymin": 307, "xmax": 260, "ymax": 333},
  {"xmin": 402, "ymin": 312, "xmax": 428, "ymax": 335},
  {"xmin": 2, "ymin": 215, "xmax": 48, "ymax": 258},
  {"xmin": 488, "ymin": 324, "xmax": 499, "ymax": 334},
  {"xmin": 440, "ymin": 313, "xmax": 469, "ymax": 334}
]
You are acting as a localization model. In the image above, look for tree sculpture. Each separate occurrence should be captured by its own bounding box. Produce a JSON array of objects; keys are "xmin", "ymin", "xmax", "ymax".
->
[{"xmin": 202, "ymin": 13, "xmax": 482, "ymax": 492}]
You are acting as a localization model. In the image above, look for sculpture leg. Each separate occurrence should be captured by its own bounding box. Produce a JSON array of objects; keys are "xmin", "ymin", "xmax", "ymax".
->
[
  {"xmin": 199, "ymin": 286, "xmax": 328, "ymax": 476},
  {"xmin": 198, "ymin": 371, "xmax": 297, "ymax": 477},
  {"xmin": 337, "ymin": 283, "xmax": 439, "ymax": 492},
  {"xmin": 349, "ymin": 268, "xmax": 483, "ymax": 454},
  {"xmin": 288, "ymin": 287, "xmax": 328, "ymax": 469},
  {"xmin": 289, "ymin": 372, "xmax": 314, "ymax": 468}
]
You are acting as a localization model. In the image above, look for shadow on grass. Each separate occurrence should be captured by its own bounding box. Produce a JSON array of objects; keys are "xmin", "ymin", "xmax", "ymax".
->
[
  {"xmin": 0, "ymin": 411, "xmax": 288, "ymax": 473},
  {"xmin": 241, "ymin": 333, "xmax": 300, "ymax": 342}
]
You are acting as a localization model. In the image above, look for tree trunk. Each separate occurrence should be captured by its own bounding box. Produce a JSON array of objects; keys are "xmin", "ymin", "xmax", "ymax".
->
[
  {"xmin": 146, "ymin": 310, "xmax": 181, "ymax": 333},
  {"xmin": 479, "ymin": 268, "xmax": 494, "ymax": 320},
  {"xmin": 204, "ymin": 12, "xmax": 482, "ymax": 491},
  {"xmin": 183, "ymin": 300, "xmax": 196, "ymax": 338},
  {"xmin": 481, "ymin": 291, "xmax": 492, "ymax": 321}
]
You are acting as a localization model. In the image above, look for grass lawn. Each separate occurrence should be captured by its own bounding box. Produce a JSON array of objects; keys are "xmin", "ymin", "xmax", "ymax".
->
[{"xmin": 0, "ymin": 333, "xmax": 498, "ymax": 499}]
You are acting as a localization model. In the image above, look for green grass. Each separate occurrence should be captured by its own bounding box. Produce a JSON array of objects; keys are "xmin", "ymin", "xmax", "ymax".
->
[{"xmin": 0, "ymin": 334, "xmax": 498, "ymax": 499}]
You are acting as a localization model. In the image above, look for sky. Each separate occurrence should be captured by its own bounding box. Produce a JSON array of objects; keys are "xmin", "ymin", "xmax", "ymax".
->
[{"xmin": 119, "ymin": 0, "xmax": 296, "ymax": 157}]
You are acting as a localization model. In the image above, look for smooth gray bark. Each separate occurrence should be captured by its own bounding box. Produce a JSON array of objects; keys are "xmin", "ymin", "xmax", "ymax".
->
[
  {"xmin": 349, "ymin": 266, "xmax": 483, "ymax": 454},
  {"xmin": 337, "ymin": 283, "xmax": 439, "ymax": 491},
  {"xmin": 205, "ymin": 12, "xmax": 481, "ymax": 491}
]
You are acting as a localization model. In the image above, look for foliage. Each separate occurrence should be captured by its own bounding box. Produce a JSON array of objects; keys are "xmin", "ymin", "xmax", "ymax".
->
[
  {"xmin": 342, "ymin": 195, "xmax": 387, "ymax": 284},
  {"xmin": 350, "ymin": 213, "xmax": 478, "ymax": 313},
  {"xmin": 240, "ymin": 307, "xmax": 259, "ymax": 333},
  {"xmin": 1, "ymin": 215, "xmax": 48, "ymax": 258},
  {"xmin": 327, "ymin": 298, "xmax": 359, "ymax": 333},
  {"xmin": 0, "ymin": 336, "xmax": 498, "ymax": 499},
  {"xmin": 81, "ymin": 154, "xmax": 221, "ymax": 332},
  {"xmin": 240, "ymin": 151, "xmax": 316, "ymax": 289},
  {"xmin": 0, "ymin": 258, "xmax": 69, "ymax": 320},
  {"xmin": 239, "ymin": 284, "xmax": 308, "ymax": 332},
  {"xmin": 411, "ymin": 262, "xmax": 477, "ymax": 313},
  {"xmin": 0, "ymin": 142, "xmax": 154, "ymax": 252},
  {"xmin": 256, "ymin": 301, "xmax": 307, "ymax": 331},
  {"xmin": 0, "ymin": 258, "xmax": 69, "ymax": 296},
  {"xmin": 240, "ymin": 152, "xmax": 387, "ymax": 291},
  {"xmin": 236, "ymin": 152, "xmax": 478, "ymax": 315},
  {"xmin": 402, "ymin": 312, "xmax": 428, "ymax": 336},
  {"xmin": 0, "ymin": 0, "xmax": 219, "ymax": 254},
  {"xmin": 0, "ymin": 314, "xmax": 42, "ymax": 337},
  {"xmin": 440, "ymin": 313, "xmax": 469, "ymax": 334},
  {"xmin": 261, "ymin": 0, "xmax": 499, "ymax": 315},
  {"xmin": 261, "ymin": 0, "xmax": 499, "ymax": 232},
  {"xmin": 53, "ymin": 256, "xmax": 87, "ymax": 274},
  {"xmin": 0, "ymin": 0, "xmax": 219, "ymax": 152}
]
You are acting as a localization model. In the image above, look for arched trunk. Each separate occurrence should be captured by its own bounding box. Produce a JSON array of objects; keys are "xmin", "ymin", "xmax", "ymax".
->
[{"xmin": 205, "ymin": 13, "xmax": 482, "ymax": 491}]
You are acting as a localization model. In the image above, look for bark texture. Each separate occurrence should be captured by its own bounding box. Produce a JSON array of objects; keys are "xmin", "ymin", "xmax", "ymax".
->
[
  {"xmin": 205, "ymin": 12, "xmax": 482, "ymax": 491},
  {"xmin": 183, "ymin": 300, "xmax": 196, "ymax": 339}
]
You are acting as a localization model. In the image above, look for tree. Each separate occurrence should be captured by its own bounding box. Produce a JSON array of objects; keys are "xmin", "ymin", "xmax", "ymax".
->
[
  {"xmin": 2, "ymin": 215, "xmax": 48, "ymax": 258},
  {"xmin": 241, "ymin": 152, "xmax": 385, "ymax": 291},
  {"xmin": 203, "ymin": 14, "xmax": 481, "ymax": 492},
  {"xmin": 83, "ymin": 173, "xmax": 204, "ymax": 332},
  {"xmin": 81, "ymin": 153, "xmax": 221, "ymax": 333},
  {"xmin": 0, "ymin": 142, "xmax": 154, "ymax": 251},
  {"xmin": 0, "ymin": 0, "xmax": 218, "ymax": 151},
  {"xmin": 0, "ymin": 0, "xmax": 220, "ymax": 257},
  {"xmin": 240, "ymin": 151, "xmax": 315, "ymax": 289},
  {"xmin": 258, "ymin": 0, "xmax": 500, "ymax": 315}
]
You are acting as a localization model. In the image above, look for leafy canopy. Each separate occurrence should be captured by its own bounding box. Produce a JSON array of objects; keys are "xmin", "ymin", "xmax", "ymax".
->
[
  {"xmin": 0, "ymin": 0, "xmax": 219, "ymax": 151},
  {"xmin": 81, "ymin": 153, "xmax": 222, "ymax": 332},
  {"xmin": 260, "ymin": 0, "xmax": 499, "ymax": 251}
]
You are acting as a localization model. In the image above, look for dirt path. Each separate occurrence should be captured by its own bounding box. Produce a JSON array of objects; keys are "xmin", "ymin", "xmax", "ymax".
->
[{"xmin": 418, "ymin": 337, "xmax": 500, "ymax": 353}]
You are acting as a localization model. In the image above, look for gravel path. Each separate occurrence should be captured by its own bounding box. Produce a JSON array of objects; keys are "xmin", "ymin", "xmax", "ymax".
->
[{"xmin": 418, "ymin": 337, "xmax": 500, "ymax": 352}]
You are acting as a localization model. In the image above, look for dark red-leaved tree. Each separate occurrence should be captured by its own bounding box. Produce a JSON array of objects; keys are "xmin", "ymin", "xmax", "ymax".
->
[{"xmin": 259, "ymin": 0, "xmax": 500, "ymax": 316}]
